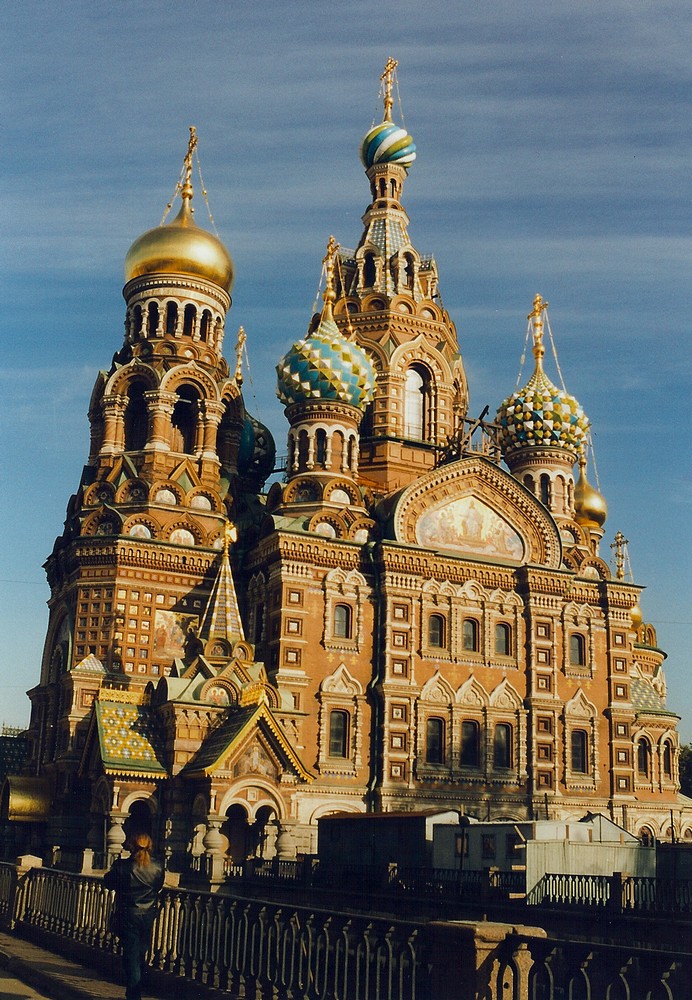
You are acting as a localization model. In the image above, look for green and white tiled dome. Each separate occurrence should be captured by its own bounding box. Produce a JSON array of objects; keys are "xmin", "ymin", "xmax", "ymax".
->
[{"xmin": 276, "ymin": 315, "xmax": 375, "ymax": 411}]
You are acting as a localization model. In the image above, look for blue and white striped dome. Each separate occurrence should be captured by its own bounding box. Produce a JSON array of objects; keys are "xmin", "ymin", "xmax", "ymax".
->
[{"xmin": 360, "ymin": 120, "xmax": 416, "ymax": 170}]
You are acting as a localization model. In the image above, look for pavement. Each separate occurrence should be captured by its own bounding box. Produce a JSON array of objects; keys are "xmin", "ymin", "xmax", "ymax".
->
[{"xmin": 0, "ymin": 932, "xmax": 221, "ymax": 1000}]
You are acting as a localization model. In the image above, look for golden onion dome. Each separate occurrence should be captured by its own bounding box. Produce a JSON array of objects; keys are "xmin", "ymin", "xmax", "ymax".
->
[
  {"xmin": 124, "ymin": 127, "xmax": 234, "ymax": 293},
  {"xmin": 574, "ymin": 453, "xmax": 608, "ymax": 528},
  {"xmin": 630, "ymin": 601, "xmax": 643, "ymax": 629}
]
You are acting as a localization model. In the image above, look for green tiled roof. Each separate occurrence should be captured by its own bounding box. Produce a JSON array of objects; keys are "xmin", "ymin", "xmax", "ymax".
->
[{"xmin": 96, "ymin": 701, "xmax": 167, "ymax": 776}]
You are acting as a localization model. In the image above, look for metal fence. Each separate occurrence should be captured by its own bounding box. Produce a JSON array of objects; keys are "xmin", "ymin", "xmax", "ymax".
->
[{"xmin": 0, "ymin": 862, "xmax": 689, "ymax": 999}]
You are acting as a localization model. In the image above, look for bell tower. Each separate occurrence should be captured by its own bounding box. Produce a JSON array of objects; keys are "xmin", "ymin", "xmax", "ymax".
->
[{"xmin": 334, "ymin": 59, "xmax": 468, "ymax": 495}]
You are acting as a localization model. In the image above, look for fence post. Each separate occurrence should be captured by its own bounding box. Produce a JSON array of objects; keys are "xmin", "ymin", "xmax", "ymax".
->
[
  {"xmin": 608, "ymin": 872, "xmax": 626, "ymax": 914},
  {"xmin": 428, "ymin": 920, "xmax": 547, "ymax": 1000}
]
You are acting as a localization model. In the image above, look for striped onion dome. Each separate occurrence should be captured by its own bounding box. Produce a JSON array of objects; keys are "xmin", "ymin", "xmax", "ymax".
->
[
  {"xmin": 276, "ymin": 314, "xmax": 375, "ymax": 411},
  {"xmin": 360, "ymin": 119, "xmax": 416, "ymax": 170}
]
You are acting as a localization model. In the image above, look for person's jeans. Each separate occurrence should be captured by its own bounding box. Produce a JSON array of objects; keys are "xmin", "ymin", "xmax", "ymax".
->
[{"xmin": 120, "ymin": 910, "xmax": 155, "ymax": 1000}]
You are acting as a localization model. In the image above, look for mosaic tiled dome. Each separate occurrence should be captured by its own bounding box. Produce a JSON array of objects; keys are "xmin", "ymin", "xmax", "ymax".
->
[
  {"xmin": 360, "ymin": 120, "xmax": 416, "ymax": 170},
  {"xmin": 497, "ymin": 367, "xmax": 589, "ymax": 457},
  {"xmin": 238, "ymin": 413, "xmax": 276, "ymax": 487},
  {"xmin": 276, "ymin": 315, "xmax": 375, "ymax": 410}
]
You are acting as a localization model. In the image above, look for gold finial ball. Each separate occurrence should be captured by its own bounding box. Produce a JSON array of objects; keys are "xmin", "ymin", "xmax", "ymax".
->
[{"xmin": 124, "ymin": 202, "xmax": 234, "ymax": 293}]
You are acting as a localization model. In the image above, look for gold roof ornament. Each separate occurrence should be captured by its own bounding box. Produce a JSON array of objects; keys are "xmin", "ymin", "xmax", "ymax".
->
[
  {"xmin": 381, "ymin": 56, "xmax": 398, "ymax": 122},
  {"xmin": 124, "ymin": 126, "xmax": 234, "ymax": 292}
]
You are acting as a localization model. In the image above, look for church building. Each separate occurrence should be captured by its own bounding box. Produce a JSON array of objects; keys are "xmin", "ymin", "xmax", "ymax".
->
[{"xmin": 7, "ymin": 63, "xmax": 687, "ymax": 873}]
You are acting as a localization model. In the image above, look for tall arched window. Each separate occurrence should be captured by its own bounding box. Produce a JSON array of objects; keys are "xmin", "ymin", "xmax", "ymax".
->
[
  {"xmin": 571, "ymin": 729, "xmax": 589, "ymax": 773},
  {"xmin": 363, "ymin": 253, "xmax": 376, "ymax": 287},
  {"xmin": 462, "ymin": 619, "xmax": 479, "ymax": 652},
  {"xmin": 329, "ymin": 710, "xmax": 349, "ymax": 758},
  {"xmin": 183, "ymin": 304, "xmax": 196, "ymax": 337},
  {"xmin": 495, "ymin": 623, "xmax": 512, "ymax": 657},
  {"xmin": 637, "ymin": 738, "xmax": 651, "ymax": 777},
  {"xmin": 333, "ymin": 604, "xmax": 352, "ymax": 639},
  {"xmin": 493, "ymin": 724, "xmax": 512, "ymax": 769},
  {"xmin": 171, "ymin": 385, "xmax": 200, "ymax": 454},
  {"xmin": 426, "ymin": 718, "xmax": 445, "ymax": 764},
  {"xmin": 461, "ymin": 720, "xmax": 480, "ymax": 767},
  {"xmin": 165, "ymin": 301, "xmax": 178, "ymax": 335},
  {"xmin": 569, "ymin": 634, "xmax": 586, "ymax": 666},
  {"xmin": 663, "ymin": 741, "xmax": 673, "ymax": 779},
  {"xmin": 147, "ymin": 302, "xmax": 159, "ymax": 337},
  {"xmin": 540, "ymin": 474, "xmax": 550, "ymax": 506},
  {"xmin": 428, "ymin": 614, "xmax": 445, "ymax": 648},
  {"xmin": 404, "ymin": 365, "xmax": 432, "ymax": 441},
  {"xmin": 315, "ymin": 429, "xmax": 327, "ymax": 466},
  {"xmin": 123, "ymin": 381, "xmax": 149, "ymax": 452}
]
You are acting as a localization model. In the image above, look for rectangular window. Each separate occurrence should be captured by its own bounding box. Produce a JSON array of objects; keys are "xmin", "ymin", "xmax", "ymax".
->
[
  {"xmin": 461, "ymin": 720, "xmax": 480, "ymax": 767},
  {"xmin": 482, "ymin": 835, "xmax": 496, "ymax": 860},
  {"xmin": 571, "ymin": 729, "xmax": 589, "ymax": 773}
]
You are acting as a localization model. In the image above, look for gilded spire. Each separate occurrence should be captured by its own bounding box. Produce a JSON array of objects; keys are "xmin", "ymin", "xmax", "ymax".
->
[
  {"xmin": 381, "ymin": 56, "xmax": 398, "ymax": 122},
  {"xmin": 529, "ymin": 293, "xmax": 548, "ymax": 371}
]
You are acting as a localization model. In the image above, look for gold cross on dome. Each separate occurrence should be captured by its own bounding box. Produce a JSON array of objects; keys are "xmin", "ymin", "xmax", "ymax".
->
[{"xmin": 381, "ymin": 57, "xmax": 398, "ymax": 121}]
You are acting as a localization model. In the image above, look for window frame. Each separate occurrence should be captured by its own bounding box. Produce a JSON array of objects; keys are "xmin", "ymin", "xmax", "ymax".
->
[
  {"xmin": 425, "ymin": 717, "xmax": 445, "ymax": 765},
  {"xmin": 493, "ymin": 722, "xmax": 513, "ymax": 769},
  {"xmin": 328, "ymin": 709, "xmax": 350, "ymax": 758}
]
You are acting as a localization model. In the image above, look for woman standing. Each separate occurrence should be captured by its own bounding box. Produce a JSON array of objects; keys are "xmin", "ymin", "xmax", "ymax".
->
[{"xmin": 104, "ymin": 832, "xmax": 164, "ymax": 1000}]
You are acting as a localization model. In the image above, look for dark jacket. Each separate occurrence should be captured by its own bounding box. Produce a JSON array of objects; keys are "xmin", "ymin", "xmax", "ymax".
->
[{"xmin": 104, "ymin": 855, "xmax": 164, "ymax": 915}]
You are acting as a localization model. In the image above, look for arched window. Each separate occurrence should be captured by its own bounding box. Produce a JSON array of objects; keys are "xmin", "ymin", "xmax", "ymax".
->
[
  {"xmin": 426, "ymin": 718, "xmax": 445, "ymax": 764},
  {"xmin": 404, "ymin": 364, "xmax": 432, "ymax": 441},
  {"xmin": 165, "ymin": 301, "xmax": 178, "ymax": 335},
  {"xmin": 123, "ymin": 381, "xmax": 148, "ymax": 451},
  {"xmin": 183, "ymin": 303, "xmax": 196, "ymax": 337},
  {"xmin": 523, "ymin": 474, "xmax": 535, "ymax": 496},
  {"xmin": 493, "ymin": 724, "xmax": 512, "ymax": 769},
  {"xmin": 428, "ymin": 614, "xmax": 445, "ymax": 648},
  {"xmin": 363, "ymin": 253, "xmax": 376, "ymax": 287},
  {"xmin": 171, "ymin": 385, "xmax": 200, "ymax": 454},
  {"xmin": 147, "ymin": 301, "xmax": 159, "ymax": 337},
  {"xmin": 315, "ymin": 429, "xmax": 327, "ymax": 466},
  {"xmin": 540, "ymin": 474, "xmax": 550, "ymax": 506},
  {"xmin": 495, "ymin": 622, "xmax": 512, "ymax": 657},
  {"xmin": 640, "ymin": 827, "xmax": 655, "ymax": 847},
  {"xmin": 637, "ymin": 738, "xmax": 651, "ymax": 777},
  {"xmin": 663, "ymin": 741, "xmax": 673, "ymax": 778},
  {"xmin": 329, "ymin": 710, "xmax": 349, "ymax": 758},
  {"xmin": 333, "ymin": 604, "xmax": 352, "ymax": 639},
  {"xmin": 569, "ymin": 634, "xmax": 586, "ymax": 666},
  {"xmin": 461, "ymin": 720, "xmax": 480, "ymax": 767},
  {"xmin": 571, "ymin": 729, "xmax": 589, "ymax": 773},
  {"xmin": 462, "ymin": 619, "xmax": 479, "ymax": 652},
  {"xmin": 199, "ymin": 310, "xmax": 211, "ymax": 342},
  {"xmin": 132, "ymin": 304, "xmax": 143, "ymax": 338}
]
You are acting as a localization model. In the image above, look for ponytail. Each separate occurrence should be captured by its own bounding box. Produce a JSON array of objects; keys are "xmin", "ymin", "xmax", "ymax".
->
[{"xmin": 130, "ymin": 832, "xmax": 153, "ymax": 868}]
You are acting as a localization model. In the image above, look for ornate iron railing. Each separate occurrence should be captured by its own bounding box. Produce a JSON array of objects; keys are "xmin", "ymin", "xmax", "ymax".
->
[
  {"xmin": 0, "ymin": 863, "xmax": 689, "ymax": 998},
  {"xmin": 526, "ymin": 871, "xmax": 692, "ymax": 914}
]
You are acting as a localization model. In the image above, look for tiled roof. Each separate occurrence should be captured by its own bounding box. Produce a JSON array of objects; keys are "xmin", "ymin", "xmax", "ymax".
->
[
  {"xmin": 631, "ymin": 677, "xmax": 677, "ymax": 717},
  {"xmin": 96, "ymin": 701, "xmax": 167, "ymax": 776}
]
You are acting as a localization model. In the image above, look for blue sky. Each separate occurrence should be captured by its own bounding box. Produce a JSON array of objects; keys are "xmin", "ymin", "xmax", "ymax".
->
[{"xmin": 2, "ymin": 1, "xmax": 690, "ymax": 735}]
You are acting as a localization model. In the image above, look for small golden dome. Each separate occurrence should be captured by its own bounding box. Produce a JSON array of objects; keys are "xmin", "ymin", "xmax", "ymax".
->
[
  {"xmin": 574, "ymin": 455, "xmax": 607, "ymax": 528},
  {"xmin": 125, "ymin": 196, "xmax": 234, "ymax": 292},
  {"xmin": 630, "ymin": 601, "xmax": 643, "ymax": 629}
]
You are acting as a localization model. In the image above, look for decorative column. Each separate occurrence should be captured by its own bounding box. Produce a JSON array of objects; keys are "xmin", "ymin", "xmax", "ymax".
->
[
  {"xmin": 99, "ymin": 395, "xmax": 127, "ymax": 456},
  {"xmin": 106, "ymin": 815, "xmax": 126, "ymax": 866},
  {"xmin": 274, "ymin": 819, "xmax": 297, "ymax": 861},
  {"xmin": 202, "ymin": 816, "xmax": 226, "ymax": 883},
  {"xmin": 144, "ymin": 390, "xmax": 176, "ymax": 452},
  {"xmin": 200, "ymin": 400, "xmax": 224, "ymax": 462}
]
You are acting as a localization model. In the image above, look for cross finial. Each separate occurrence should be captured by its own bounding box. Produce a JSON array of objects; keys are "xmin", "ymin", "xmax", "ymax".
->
[
  {"xmin": 381, "ymin": 57, "xmax": 398, "ymax": 121},
  {"xmin": 529, "ymin": 293, "xmax": 548, "ymax": 368},
  {"xmin": 181, "ymin": 125, "xmax": 198, "ymax": 202},
  {"xmin": 234, "ymin": 327, "xmax": 246, "ymax": 385},
  {"xmin": 610, "ymin": 529, "xmax": 629, "ymax": 581},
  {"xmin": 322, "ymin": 235, "xmax": 339, "ymax": 317}
]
